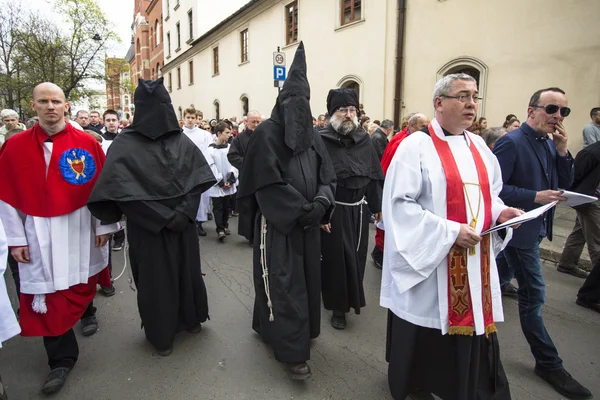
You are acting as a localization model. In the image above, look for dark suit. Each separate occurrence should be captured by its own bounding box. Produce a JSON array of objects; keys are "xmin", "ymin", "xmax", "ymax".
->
[
  {"xmin": 370, "ymin": 128, "xmax": 388, "ymax": 161},
  {"xmin": 493, "ymin": 122, "xmax": 574, "ymax": 373}
]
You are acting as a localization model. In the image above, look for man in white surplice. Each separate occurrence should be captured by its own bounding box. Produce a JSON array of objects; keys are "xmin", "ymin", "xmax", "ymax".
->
[{"xmin": 380, "ymin": 73, "xmax": 523, "ymax": 400}]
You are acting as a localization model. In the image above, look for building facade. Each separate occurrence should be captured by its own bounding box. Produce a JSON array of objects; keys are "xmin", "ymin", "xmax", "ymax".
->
[
  {"xmin": 105, "ymin": 57, "xmax": 132, "ymax": 118},
  {"xmin": 159, "ymin": 0, "xmax": 599, "ymax": 153},
  {"xmin": 130, "ymin": 0, "xmax": 165, "ymax": 85}
]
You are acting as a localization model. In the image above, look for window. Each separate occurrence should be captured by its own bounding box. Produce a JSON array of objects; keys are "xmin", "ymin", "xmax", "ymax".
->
[
  {"xmin": 155, "ymin": 20, "xmax": 161, "ymax": 45},
  {"xmin": 166, "ymin": 0, "xmax": 170, "ymax": 18},
  {"xmin": 176, "ymin": 22, "xmax": 181, "ymax": 50},
  {"xmin": 241, "ymin": 95, "xmax": 249, "ymax": 116},
  {"xmin": 150, "ymin": 27, "xmax": 154, "ymax": 48},
  {"xmin": 285, "ymin": 2, "xmax": 298, "ymax": 45},
  {"xmin": 214, "ymin": 100, "xmax": 220, "ymax": 120},
  {"xmin": 341, "ymin": 0, "xmax": 362, "ymax": 26},
  {"xmin": 188, "ymin": 10, "xmax": 193, "ymax": 40},
  {"xmin": 213, "ymin": 46, "xmax": 219, "ymax": 75},
  {"xmin": 168, "ymin": 72, "xmax": 172, "ymax": 92},
  {"xmin": 156, "ymin": 63, "xmax": 161, "ymax": 77},
  {"xmin": 437, "ymin": 57, "xmax": 489, "ymax": 116},
  {"xmin": 177, "ymin": 67, "xmax": 181, "ymax": 89},
  {"xmin": 240, "ymin": 29, "xmax": 248, "ymax": 63},
  {"xmin": 166, "ymin": 33, "xmax": 171, "ymax": 56},
  {"xmin": 178, "ymin": 106, "xmax": 182, "ymax": 120},
  {"xmin": 188, "ymin": 60, "xmax": 194, "ymax": 84}
]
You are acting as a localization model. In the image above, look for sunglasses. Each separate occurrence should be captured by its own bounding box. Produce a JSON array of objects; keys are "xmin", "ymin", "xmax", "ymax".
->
[{"xmin": 531, "ymin": 104, "xmax": 571, "ymax": 117}]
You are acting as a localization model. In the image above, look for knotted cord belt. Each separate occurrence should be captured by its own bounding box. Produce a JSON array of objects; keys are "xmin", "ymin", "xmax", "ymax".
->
[
  {"xmin": 335, "ymin": 197, "xmax": 368, "ymax": 251},
  {"xmin": 260, "ymin": 215, "xmax": 274, "ymax": 321}
]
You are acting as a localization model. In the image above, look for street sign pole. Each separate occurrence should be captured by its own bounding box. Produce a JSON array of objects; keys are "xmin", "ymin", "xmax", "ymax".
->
[
  {"xmin": 273, "ymin": 46, "xmax": 287, "ymax": 94},
  {"xmin": 277, "ymin": 46, "xmax": 281, "ymax": 94}
]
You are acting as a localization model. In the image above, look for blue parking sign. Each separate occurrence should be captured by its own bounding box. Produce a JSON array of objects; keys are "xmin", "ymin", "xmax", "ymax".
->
[{"xmin": 274, "ymin": 66, "xmax": 286, "ymax": 81}]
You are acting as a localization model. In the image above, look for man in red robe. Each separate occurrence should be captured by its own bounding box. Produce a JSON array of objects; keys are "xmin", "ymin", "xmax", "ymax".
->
[{"xmin": 0, "ymin": 83, "xmax": 119, "ymax": 395}]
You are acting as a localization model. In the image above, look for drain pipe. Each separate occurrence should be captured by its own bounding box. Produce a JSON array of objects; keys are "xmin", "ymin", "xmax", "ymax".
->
[{"xmin": 393, "ymin": 0, "xmax": 407, "ymax": 130}]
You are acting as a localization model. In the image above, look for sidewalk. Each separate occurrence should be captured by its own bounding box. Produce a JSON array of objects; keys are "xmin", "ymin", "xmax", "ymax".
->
[{"xmin": 540, "ymin": 204, "xmax": 592, "ymax": 271}]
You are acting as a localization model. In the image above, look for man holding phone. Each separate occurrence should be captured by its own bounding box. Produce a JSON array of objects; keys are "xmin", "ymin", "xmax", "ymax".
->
[{"xmin": 493, "ymin": 88, "xmax": 592, "ymax": 399}]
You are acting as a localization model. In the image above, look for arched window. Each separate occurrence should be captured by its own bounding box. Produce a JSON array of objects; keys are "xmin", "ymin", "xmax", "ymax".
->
[
  {"xmin": 155, "ymin": 20, "xmax": 161, "ymax": 45},
  {"xmin": 437, "ymin": 57, "xmax": 488, "ymax": 116},
  {"xmin": 156, "ymin": 63, "xmax": 161, "ymax": 77},
  {"xmin": 136, "ymin": 38, "xmax": 141, "ymax": 73},
  {"xmin": 178, "ymin": 106, "xmax": 183, "ymax": 120},
  {"xmin": 213, "ymin": 100, "xmax": 220, "ymax": 120},
  {"xmin": 337, "ymin": 74, "xmax": 364, "ymax": 104},
  {"xmin": 240, "ymin": 95, "xmax": 249, "ymax": 116}
]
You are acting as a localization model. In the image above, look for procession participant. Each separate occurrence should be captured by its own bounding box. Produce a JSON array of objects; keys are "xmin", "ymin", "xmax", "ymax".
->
[
  {"xmin": 0, "ymin": 82, "xmax": 118, "ymax": 395},
  {"xmin": 87, "ymin": 78, "xmax": 216, "ymax": 356},
  {"xmin": 381, "ymin": 73, "xmax": 522, "ymax": 400},
  {"xmin": 182, "ymin": 106, "xmax": 215, "ymax": 237},
  {"xmin": 319, "ymin": 88, "xmax": 384, "ymax": 329},
  {"xmin": 236, "ymin": 42, "xmax": 336, "ymax": 380}
]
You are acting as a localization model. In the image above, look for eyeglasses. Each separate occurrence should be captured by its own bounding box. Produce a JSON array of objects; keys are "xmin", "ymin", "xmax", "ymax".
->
[
  {"xmin": 337, "ymin": 107, "xmax": 358, "ymax": 115},
  {"xmin": 531, "ymin": 104, "xmax": 571, "ymax": 117},
  {"xmin": 441, "ymin": 94, "xmax": 483, "ymax": 104}
]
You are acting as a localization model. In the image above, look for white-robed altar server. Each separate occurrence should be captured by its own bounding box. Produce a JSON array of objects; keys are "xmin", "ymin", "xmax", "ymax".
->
[
  {"xmin": 380, "ymin": 73, "xmax": 524, "ymax": 400},
  {"xmin": 0, "ymin": 83, "xmax": 120, "ymax": 395},
  {"xmin": 182, "ymin": 106, "xmax": 216, "ymax": 237}
]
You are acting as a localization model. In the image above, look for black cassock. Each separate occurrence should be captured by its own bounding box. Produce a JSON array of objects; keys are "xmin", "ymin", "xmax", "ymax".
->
[
  {"xmin": 237, "ymin": 119, "xmax": 336, "ymax": 363},
  {"xmin": 88, "ymin": 78, "xmax": 216, "ymax": 351},
  {"xmin": 227, "ymin": 129, "xmax": 254, "ymax": 239},
  {"xmin": 320, "ymin": 126, "xmax": 384, "ymax": 314}
]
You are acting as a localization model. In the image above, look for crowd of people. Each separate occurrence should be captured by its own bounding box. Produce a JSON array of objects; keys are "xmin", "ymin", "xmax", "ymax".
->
[{"xmin": 0, "ymin": 41, "xmax": 598, "ymax": 400}]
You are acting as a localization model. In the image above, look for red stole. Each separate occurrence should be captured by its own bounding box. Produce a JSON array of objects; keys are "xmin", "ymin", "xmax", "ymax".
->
[
  {"xmin": 428, "ymin": 123, "xmax": 496, "ymax": 336},
  {"xmin": 0, "ymin": 123, "xmax": 105, "ymax": 217}
]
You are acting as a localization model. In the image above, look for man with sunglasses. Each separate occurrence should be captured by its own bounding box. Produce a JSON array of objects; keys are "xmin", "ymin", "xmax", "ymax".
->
[{"xmin": 494, "ymin": 88, "xmax": 592, "ymax": 399}]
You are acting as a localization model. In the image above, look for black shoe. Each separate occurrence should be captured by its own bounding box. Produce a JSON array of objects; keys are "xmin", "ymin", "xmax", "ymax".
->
[
  {"xmin": 81, "ymin": 316, "xmax": 98, "ymax": 337},
  {"xmin": 41, "ymin": 367, "xmax": 71, "ymax": 395},
  {"xmin": 501, "ymin": 282, "xmax": 518, "ymax": 297},
  {"xmin": 101, "ymin": 284, "xmax": 116, "ymax": 297},
  {"xmin": 576, "ymin": 298, "xmax": 600, "ymax": 313},
  {"xmin": 196, "ymin": 223, "xmax": 207, "ymax": 237},
  {"xmin": 157, "ymin": 346, "xmax": 173, "ymax": 357},
  {"xmin": 331, "ymin": 312, "xmax": 347, "ymax": 330},
  {"xmin": 187, "ymin": 323, "xmax": 202, "ymax": 334},
  {"xmin": 112, "ymin": 242, "xmax": 123, "ymax": 251},
  {"xmin": 535, "ymin": 368, "xmax": 592, "ymax": 400},
  {"xmin": 557, "ymin": 265, "xmax": 589, "ymax": 278},
  {"xmin": 207, "ymin": 213, "xmax": 213, "ymax": 220},
  {"xmin": 218, "ymin": 231, "xmax": 226, "ymax": 241},
  {"xmin": 409, "ymin": 390, "xmax": 435, "ymax": 400},
  {"xmin": 224, "ymin": 228, "xmax": 231, "ymax": 236},
  {"xmin": 284, "ymin": 362, "xmax": 312, "ymax": 380},
  {"xmin": 371, "ymin": 247, "xmax": 383, "ymax": 269}
]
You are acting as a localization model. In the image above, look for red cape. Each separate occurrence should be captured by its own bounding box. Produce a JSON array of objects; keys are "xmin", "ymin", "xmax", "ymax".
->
[{"xmin": 0, "ymin": 123, "xmax": 105, "ymax": 217}]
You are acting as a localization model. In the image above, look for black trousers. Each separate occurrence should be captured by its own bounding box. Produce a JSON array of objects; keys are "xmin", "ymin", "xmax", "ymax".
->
[
  {"xmin": 113, "ymin": 229, "xmax": 125, "ymax": 245},
  {"xmin": 228, "ymin": 192, "xmax": 237, "ymax": 213},
  {"xmin": 7, "ymin": 253, "xmax": 19, "ymax": 299},
  {"xmin": 42, "ymin": 301, "xmax": 96, "ymax": 370},
  {"xmin": 212, "ymin": 196, "xmax": 230, "ymax": 233},
  {"xmin": 578, "ymin": 259, "xmax": 600, "ymax": 303}
]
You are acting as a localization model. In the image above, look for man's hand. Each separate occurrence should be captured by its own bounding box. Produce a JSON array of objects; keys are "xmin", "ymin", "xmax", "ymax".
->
[
  {"xmin": 535, "ymin": 190, "xmax": 567, "ymax": 205},
  {"xmin": 455, "ymin": 224, "xmax": 481, "ymax": 249},
  {"xmin": 372, "ymin": 212, "xmax": 382, "ymax": 222},
  {"xmin": 321, "ymin": 223, "xmax": 332, "ymax": 233},
  {"xmin": 95, "ymin": 234, "xmax": 110, "ymax": 248},
  {"xmin": 553, "ymin": 121, "xmax": 569, "ymax": 156},
  {"xmin": 11, "ymin": 246, "xmax": 30, "ymax": 263},
  {"xmin": 224, "ymin": 182, "xmax": 231, "ymax": 189},
  {"xmin": 497, "ymin": 208, "xmax": 525, "ymax": 224}
]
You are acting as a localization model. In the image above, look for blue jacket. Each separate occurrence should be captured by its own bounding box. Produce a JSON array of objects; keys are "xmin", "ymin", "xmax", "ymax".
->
[{"xmin": 493, "ymin": 123, "xmax": 574, "ymax": 248}]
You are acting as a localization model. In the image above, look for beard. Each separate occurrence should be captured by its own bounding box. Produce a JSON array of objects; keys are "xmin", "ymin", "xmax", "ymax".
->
[{"xmin": 331, "ymin": 113, "xmax": 359, "ymax": 135}]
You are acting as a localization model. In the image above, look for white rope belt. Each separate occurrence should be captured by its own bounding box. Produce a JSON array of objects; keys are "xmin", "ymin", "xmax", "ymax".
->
[
  {"xmin": 335, "ymin": 197, "xmax": 368, "ymax": 251},
  {"xmin": 260, "ymin": 215, "xmax": 275, "ymax": 321}
]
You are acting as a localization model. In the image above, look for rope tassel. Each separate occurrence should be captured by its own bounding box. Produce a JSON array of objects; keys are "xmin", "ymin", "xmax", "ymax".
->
[{"xmin": 260, "ymin": 216, "xmax": 275, "ymax": 322}]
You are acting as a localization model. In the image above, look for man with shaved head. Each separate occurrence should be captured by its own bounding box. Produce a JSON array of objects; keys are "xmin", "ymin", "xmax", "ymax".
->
[{"xmin": 0, "ymin": 82, "xmax": 120, "ymax": 395}]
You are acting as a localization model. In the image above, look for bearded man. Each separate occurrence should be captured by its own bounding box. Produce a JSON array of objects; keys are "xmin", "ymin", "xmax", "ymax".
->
[{"xmin": 319, "ymin": 88, "xmax": 384, "ymax": 330}]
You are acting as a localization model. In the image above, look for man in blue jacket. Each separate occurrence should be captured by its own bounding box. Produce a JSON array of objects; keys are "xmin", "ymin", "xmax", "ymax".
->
[{"xmin": 494, "ymin": 87, "xmax": 592, "ymax": 400}]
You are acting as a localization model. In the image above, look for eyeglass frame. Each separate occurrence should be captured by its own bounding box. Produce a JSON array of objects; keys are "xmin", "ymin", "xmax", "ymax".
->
[
  {"xmin": 336, "ymin": 107, "xmax": 358, "ymax": 115},
  {"xmin": 440, "ymin": 93, "xmax": 483, "ymax": 104},
  {"xmin": 530, "ymin": 104, "xmax": 571, "ymax": 118}
]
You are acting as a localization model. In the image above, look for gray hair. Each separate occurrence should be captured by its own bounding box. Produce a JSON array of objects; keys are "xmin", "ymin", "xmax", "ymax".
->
[
  {"xmin": 380, "ymin": 119, "xmax": 394, "ymax": 130},
  {"xmin": 0, "ymin": 109, "xmax": 18, "ymax": 119},
  {"xmin": 26, "ymin": 116, "xmax": 39, "ymax": 128},
  {"xmin": 481, "ymin": 127, "xmax": 507, "ymax": 149},
  {"xmin": 407, "ymin": 113, "xmax": 427, "ymax": 129},
  {"xmin": 247, "ymin": 110, "xmax": 261, "ymax": 119},
  {"xmin": 432, "ymin": 73, "xmax": 477, "ymax": 104}
]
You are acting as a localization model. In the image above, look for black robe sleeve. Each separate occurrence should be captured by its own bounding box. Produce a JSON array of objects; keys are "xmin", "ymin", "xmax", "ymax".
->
[
  {"xmin": 256, "ymin": 183, "xmax": 310, "ymax": 235},
  {"xmin": 119, "ymin": 201, "xmax": 175, "ymax": 234},
  {"xmin": 174, "ymin": 186, "xmax": 203, "ymax": 221},
  {"xmin": 227, "ymin": 134, "xmax": 244, "ymax": 170},
  {"xmin": 365, "ymin": 179, "xmax": 383, "ymax": 214}
]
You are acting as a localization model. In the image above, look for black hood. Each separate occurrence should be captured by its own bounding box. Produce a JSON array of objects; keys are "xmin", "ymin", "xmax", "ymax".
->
[
  {"xmin": 131, "ymin": 78, "xmax": 181, "ymax": 140},
  {"xmin": 327, "ymin": 88, "xmax": 360, "ymax": 117},
  {"xmin": 270, "ymin": 41, "xmax": 313, "ymax": 155}
]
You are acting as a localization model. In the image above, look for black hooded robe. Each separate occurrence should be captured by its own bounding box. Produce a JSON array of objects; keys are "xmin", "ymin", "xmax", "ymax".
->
[
  {"xmin": 227, "ymin": 129, "xmax": 253, "ymax": 239},
  {"xmin": 320, "ymin": 125, "xmax": 384, "ymax": 314},
  {"xmin": 88, "ymin": 78, "xmax": 217, "ymax": 351},
  {"xmin": 236, "ymin": 42, "xmax": 337, "ymax": 363}
]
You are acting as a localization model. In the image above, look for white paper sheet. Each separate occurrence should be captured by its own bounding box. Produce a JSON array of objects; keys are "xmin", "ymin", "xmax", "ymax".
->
[
  {"xmin": 482, "ymin": 201, "xmax": 558, "ymax": 235},
  {"xmin": 561, "ymin": 190, "xmax": 597, "ymax": 207}
]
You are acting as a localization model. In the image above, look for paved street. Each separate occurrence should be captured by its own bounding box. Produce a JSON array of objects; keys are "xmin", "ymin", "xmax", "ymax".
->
[{"xmin": 1, "ymin": 223, "xmax": 599, "ymax": 400}]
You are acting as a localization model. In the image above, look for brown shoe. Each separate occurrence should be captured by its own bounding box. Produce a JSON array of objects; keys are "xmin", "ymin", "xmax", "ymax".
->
[
  {"xmin": 557, "ymin": 265, "xmax": 589, "ymax": 278},
  {"xmin": 284, "ymin": 362, "xmax": 312, "ymax": 380}
]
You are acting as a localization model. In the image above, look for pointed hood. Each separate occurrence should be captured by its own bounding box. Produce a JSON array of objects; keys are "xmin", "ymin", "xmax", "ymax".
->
[
  {"xmin": 131, "ymin": 78, "xmax": 181, "ymax": 140},
  {"xmin": 270, "ymin": 41, "xmax": 313, "ymax": 155}
]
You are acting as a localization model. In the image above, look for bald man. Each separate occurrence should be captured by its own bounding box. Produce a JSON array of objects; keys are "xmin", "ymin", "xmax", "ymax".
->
[{"xmin": 0, "ymin": 83, "xmax": 120, "ymax": 395}]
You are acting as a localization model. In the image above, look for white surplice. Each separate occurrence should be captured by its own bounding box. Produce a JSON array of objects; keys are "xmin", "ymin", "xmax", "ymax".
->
[
  {"xmin": 380, "ymin": 119, "xmax": 508, "ymax": 336},
  {"xmin": 0, "ymin": 218, "xmax": 20, "ymax": 347},
  {"xmin": 0, "ymin": 140, "xmax": 120, "ymax": 296},
  {"xmin": 183, "ymin": 126, "xmax": 216, "ymax": 221},
  {"xmin": 206, "ymin": 144, "xmax": 239, "ymax": 198}
]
